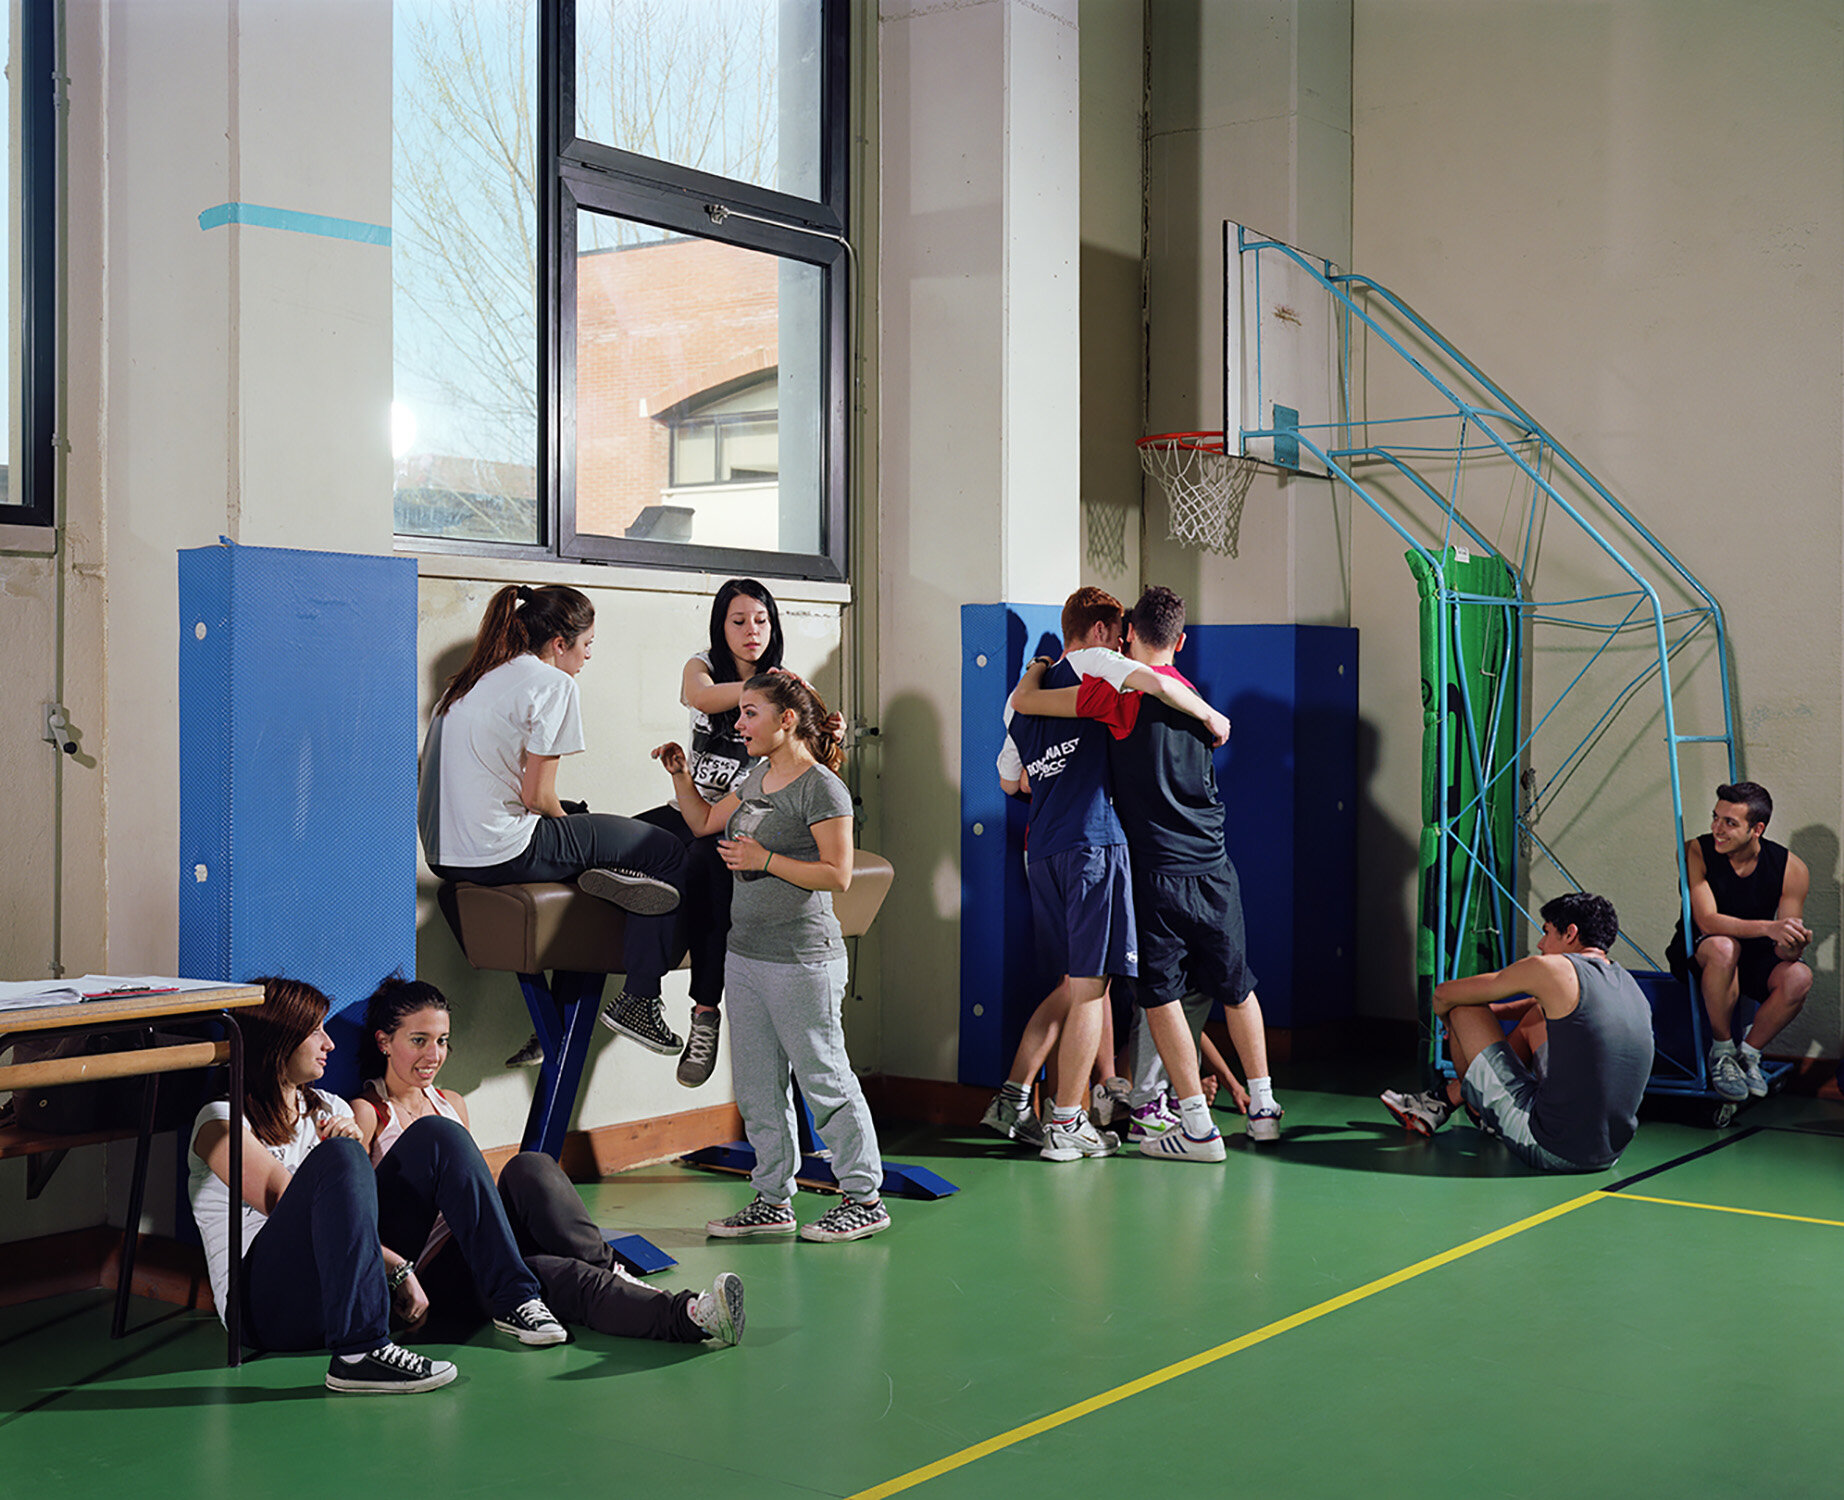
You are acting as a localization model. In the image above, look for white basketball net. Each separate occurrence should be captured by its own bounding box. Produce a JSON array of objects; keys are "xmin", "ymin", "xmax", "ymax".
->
[{"xmin": 1138, "ymin": 434, "xmax": 1258, "ymax": 558}]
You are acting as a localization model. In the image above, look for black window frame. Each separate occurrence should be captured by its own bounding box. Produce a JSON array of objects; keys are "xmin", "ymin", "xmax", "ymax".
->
[
  {"xmin": 410, "ymin": 0, "xmax": 851, "ymax": 580},
  {"xmin": 3, "ymin": 0, "xmax": 58, "ymax": 531}
]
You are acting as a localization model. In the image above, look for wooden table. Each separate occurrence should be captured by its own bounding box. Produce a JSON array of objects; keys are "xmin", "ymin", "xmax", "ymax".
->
[{"xmin": 0, "ymin": 983, "xmax": 263, "ymax": 1365}]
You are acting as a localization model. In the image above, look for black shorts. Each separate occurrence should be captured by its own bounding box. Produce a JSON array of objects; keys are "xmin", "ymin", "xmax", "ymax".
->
[
  {"xmin": 1130, "ymin": 864, "xmax": 1257, "ymax": 1011},
  {"xmin": 1670, "ymin": 930, "xmax": 1782, "ymax": 1001}
]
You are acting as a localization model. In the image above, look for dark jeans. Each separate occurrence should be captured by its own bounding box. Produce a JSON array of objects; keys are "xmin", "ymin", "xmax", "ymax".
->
[
  {"xmin": 435, "ymin": 812, "xmax": 686, "ymax": 998},
  {"xmin": 241, "ymin": 1137, "xmax": 390, "ymax": 1357},
  {"xmin": 371, "ymin": 1117, "xmax": 543, "ymax": 1317},
  {"xmin": 497, "ymin": 1151, "xmax": 702, "ymax": 1341},
  {"xmin": 634, "ymin": 803, "xmax": 734, "ymax": 1009}
]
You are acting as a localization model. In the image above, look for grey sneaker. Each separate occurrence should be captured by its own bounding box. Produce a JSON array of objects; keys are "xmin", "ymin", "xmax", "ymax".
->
[
  {"xmin": 1041, "ymin": 1112, "xmax": 1119, "ymax": 1162},
  {"xmin": 600, "ymin": 991, "xmax": 683, "ymax": 1054},
  {"xmin": 1381, "ymin": 1087, "xmax": 1454, "ymax": 1138},
  {"xmin": 1736, "ymin": 1048, "xmax": 1769, "ymax": 1098},
  {"xmin": 578, "ymin": 866, "xmax": 681, "ymax": 917},
  {"xmin": 706, "ymin": 1195, "xmax": 797, "ymax": 1238},
  {"xmin": 492, "ymin": 1296, "xmax": 567, "ymax": 1346},
  {"xmin": 325, "ymin": 1341, "xmax": 457, "ymax": 1394},
  {"xmin": 688, "ymin": 1271, "xmax": 745, "ymax": 1345},
  {"xmin": 504, "ymin": 1032, "xmax": 544, "ymax": 1068},
  {"xmin": 980, "ymin": 1090, "xmax": 1046, "ymax": 1149},
  {"xmin": 1089, "ymin": 1076, "xmax": 1131, "ymax": 1130},
  {"xmin": 800, "ymin": 1197, "xmax": 891, "ymax": 1242},
  {"xmin": 1708, "ymin": 1049, "xmax": 1749, "ymax": 1101},
  {"xmin": 677, "ymin": 1009, "xmax": 721, "ymax": 1087}
]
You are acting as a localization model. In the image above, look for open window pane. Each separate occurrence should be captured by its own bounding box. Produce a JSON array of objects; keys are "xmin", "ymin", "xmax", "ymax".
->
[
  {"xmin": 574, "ymin": 0, "xmax": 824, "ymax": 202},
  {"xmin": 572, "ymin": 211, "xmax": 823, "ymax": 555}
]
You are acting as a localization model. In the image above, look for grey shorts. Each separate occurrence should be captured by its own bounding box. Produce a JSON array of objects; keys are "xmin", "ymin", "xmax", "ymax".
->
[{"xmin": 1460, "ymin": 1042, "xmax": 1580, "ymax": 1173}]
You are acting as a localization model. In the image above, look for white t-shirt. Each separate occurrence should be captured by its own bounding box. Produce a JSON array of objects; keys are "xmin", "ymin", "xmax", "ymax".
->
[
  {"xmin": 995, "ymin": 648, "xmax": 1136, "ymax": 781},
  {"xmin": 186, "ymin": 1092, "xmax": 357, "ymax": 1328},
  {"xmin": 418, "ymin": 653, "xmax": 585, "ymax": 868}
]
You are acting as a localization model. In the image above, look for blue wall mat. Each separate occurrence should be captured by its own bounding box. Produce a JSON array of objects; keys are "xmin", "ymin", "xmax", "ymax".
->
[
  {"xmin": 1177, "ymin": 625, "xmax": 1357, "ymax": 1028},
  {"xmin": 178, "ymin": 542, "xmax": 419, "ymax": 1097},
  {"xmin": 958, "ymin": 613, "xmax": 1358, "ymax": 1082},
  {"xmin": 959, "ymin": 603, "xmax": 1064, "ymax": 1088}
]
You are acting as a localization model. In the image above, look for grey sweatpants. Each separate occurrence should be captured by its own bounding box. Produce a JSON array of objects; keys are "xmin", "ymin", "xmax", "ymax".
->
[{"xmin": 725, "ymin": 950, "xmax": 883, "ymax": 1202}]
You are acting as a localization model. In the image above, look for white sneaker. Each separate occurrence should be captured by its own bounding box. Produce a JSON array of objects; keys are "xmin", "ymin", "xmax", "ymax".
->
[
  {"xmin": 1246, "ymin": 1104, "xmax": 1284, "ymax": 1144},
  {"xmin": 1137, "ymin": 1125, "xmax": 1226, "ymax": 1162},
  {"xmin": 688, "ymin": 1271, "xmax": 745, "ymax": 1345},
  {"xmin": 1041, "ymin": 1113, "xmax": 1119, "ymax": 1162},
  {"xmin": 1736, "ymin": 1049, "xmax": 1769, "ymax": 1099}
]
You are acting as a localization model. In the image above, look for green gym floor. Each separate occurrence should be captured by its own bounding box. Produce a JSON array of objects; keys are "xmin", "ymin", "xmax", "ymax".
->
[{"xmin": 5, "ymin": 1075, "xmax": 1842, "ymax": 1500}]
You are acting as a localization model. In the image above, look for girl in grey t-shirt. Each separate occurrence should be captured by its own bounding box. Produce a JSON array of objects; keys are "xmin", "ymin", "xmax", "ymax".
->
[{"xmin": 655, "ymin": 671, "xmax": 888, "ymax": 1244}]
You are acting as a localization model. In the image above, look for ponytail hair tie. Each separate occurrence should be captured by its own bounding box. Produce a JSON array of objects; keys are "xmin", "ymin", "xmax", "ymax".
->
[{"xmin": 515, "ymin": 585, "xmax": 535, "ymax": 605}]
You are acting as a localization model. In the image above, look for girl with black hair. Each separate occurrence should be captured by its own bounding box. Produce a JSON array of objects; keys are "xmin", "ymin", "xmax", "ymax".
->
[
  {"xmin": 626, "ymin": 579, "xmax": 787, "ymax": 1089},
  {"xmin": 418, "ymin": 582, "xmax": 690, "ymax": 1055},
  {"xmin": 350, "ymin": 975, "xmax": 743, "ymax": 1346},
  {"xmin": 186, "ymin": 977, "xmax": 564, "ymax": 1394}
]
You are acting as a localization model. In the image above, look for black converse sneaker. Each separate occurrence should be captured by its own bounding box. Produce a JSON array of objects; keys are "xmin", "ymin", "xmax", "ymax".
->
[
  {"xmin": 688, "ymin": 1271, "xmax": 746, "ymax": 1345},
  {"xmin": 705, "ymin": 1195, "xmax": 797, "ymax": 1238},
  {"xmin": 677, "ymin": 1009, "xmax": 722, "ymax": 1087},
  {"xmin": 325, "ymin": 1341, "xmax": 458, "ymax": 1394},
  {"xmin": 503, "ymin": 1032, "xmax": 544, "ymax": 1068},
  {"xmin": 578, "ymin": 867, "xmax": 681, "ymax": 916},
  {"xmin": 599, "ymin": 991, "xmax": 683, "ymax": 1054},
  {"xmin": 493, "ymin": 1296, "xmax": 567, "ymax": 1346},
  {"xmin": 799, "ymin": 1197, "xmax": 891, "ymax": 1243}
]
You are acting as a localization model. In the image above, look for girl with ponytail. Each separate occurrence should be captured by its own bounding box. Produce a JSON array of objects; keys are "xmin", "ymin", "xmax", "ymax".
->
[
  {"xmin": 654, "ymin": 671, "xmax": 888, "ymax": 1244},
  {"xmin": 418, "ymin": 583, "xmax": 689, "ymax": 1055}
]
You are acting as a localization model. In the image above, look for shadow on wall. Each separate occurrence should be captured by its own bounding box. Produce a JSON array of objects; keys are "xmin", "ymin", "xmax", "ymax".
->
[
  {"xmin": 1787, "ymin": 822, "xmax": 1840, "ymax": 1046},
  {"xmin": 878, "ymin": 689, "xmax": 960, "ymax": 1073},
  {"xmin": 1355, "ymin": 714, "xmax": 1419, "ymax": 1024}
]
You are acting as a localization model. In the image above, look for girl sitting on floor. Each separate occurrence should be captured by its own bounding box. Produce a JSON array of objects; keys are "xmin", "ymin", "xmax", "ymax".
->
[{"xmin": 350, "ymin": 973, "xmax": 742, "ymax": 1345}]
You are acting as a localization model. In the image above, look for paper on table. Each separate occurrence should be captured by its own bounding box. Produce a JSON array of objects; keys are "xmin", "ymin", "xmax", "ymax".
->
[{"xmin": 0, "ymin": 975, "xmax": 237, "ymax": 1011}]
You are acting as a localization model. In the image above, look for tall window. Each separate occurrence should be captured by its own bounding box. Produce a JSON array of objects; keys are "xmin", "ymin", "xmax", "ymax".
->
[
  {"xmin": 2, "ymin": 0, "xmax": 56, "ymax": 531},
  {"xmin": 393, "ymin": 0, "xmax": 849, "ymax": 580}
]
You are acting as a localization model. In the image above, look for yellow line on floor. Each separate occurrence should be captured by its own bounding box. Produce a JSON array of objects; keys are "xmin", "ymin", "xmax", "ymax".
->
[
  {"xmin": 849, "ymin": 1189, "xmax": 1606, "ymax": 1500},
  {"xmin": 1607, "ymin": 1191, "xmax": 1844, "ymax": 1229}
]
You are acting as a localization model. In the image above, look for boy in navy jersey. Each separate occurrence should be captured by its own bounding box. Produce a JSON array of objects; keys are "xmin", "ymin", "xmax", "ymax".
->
[{"xmin": 1012, "ymin": 586, "xmax": 1275, "ymax": 1153}]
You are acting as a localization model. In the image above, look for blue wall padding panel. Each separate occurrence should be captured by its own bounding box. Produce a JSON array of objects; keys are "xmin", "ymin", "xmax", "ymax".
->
[
  {"xmin": 178, "ymin": 542, "xmax": 419, "ymax": 1096},
  {"xmin": 959, "ymin": 603, "xmax": 1064, "ymax": 1087},
  {"xmin": 958, "ymin": 613, "xmax": 1358, "ymax": 1083},
  {"xmin": 1176, "ymin": 625, "xmax": 1357, "ymax": 1028}
]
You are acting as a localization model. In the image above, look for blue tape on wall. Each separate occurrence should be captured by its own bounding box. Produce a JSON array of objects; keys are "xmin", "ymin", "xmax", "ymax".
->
[
  {"xmin": 179, "ymin": 542, "xmax": 419, "ymax": 1096},
  {"xmin": 198, "ymin": 202, "xmax": 391, "ymax": 246}
]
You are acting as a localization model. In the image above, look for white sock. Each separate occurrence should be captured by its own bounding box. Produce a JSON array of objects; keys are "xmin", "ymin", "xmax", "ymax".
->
[
  {"xmin": 1178, "ymin": 1093, "xmax": 1212, "ymax": 1135},
  {"xmin": 1248, "ymin": 1076, "xmax": 1276, "ymax": 1113},
  {"xmin": 1001, "ymin": 1080, "xmax": 1032, "ymax": 1107},
  {"xmin": 1739, "ymin": 1041, "xmax": 1763, "ymax": 1064},
  {"xmin": 1050, "ymin": 1103, "xmax": 1083, "ymax": 1123},
  {"xmin": 1711, "ymin": 1038, "xmax": 1737, "ymax": 1059}
]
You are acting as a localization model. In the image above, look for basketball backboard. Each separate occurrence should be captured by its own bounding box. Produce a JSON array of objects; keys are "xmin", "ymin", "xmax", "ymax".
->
[{"xmin": 1224, "ymin": 222, "xmax": 1340, "ymax": 477}]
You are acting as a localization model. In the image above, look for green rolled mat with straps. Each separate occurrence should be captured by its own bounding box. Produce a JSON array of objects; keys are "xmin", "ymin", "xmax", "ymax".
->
[{"xmin": 1407, "ymin": 546, "xmax": 1522, "ymax": 1079}]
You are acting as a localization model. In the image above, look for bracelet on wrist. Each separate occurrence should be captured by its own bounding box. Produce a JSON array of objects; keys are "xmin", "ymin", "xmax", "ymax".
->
[
  {"xmin": 764, "ymin": 850, "xmax": 774, "ymax": 873},
  {"xmin": 389, "ymin": 1259, "xmax": 415, "ymax": 1292}
]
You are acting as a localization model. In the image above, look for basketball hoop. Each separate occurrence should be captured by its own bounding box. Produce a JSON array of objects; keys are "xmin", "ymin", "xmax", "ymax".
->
[{"xmin": 1137, "ymin": 432, "xmax": 1258, "ymax": 558}]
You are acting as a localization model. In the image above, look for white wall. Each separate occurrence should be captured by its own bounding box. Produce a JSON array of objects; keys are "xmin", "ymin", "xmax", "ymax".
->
[{"xmin": 1349, "ymin": 0, "xmax": 1843, "ymax": 1041}]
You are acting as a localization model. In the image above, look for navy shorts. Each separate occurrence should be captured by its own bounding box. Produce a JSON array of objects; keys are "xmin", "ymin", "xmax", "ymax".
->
[
  {"xmin": 1026, "ymin": 844, "xmax": 1137, "ymax": 981},
  {"xmin": 1131, "ymin": 863, "xmax": 1257, "ymax": 1011}
]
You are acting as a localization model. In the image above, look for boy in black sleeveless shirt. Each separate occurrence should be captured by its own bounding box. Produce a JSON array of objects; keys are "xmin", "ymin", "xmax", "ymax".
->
[{"xmin": 1666, "ymin": 781, "xmax": 1812, "ymax": 1101}]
